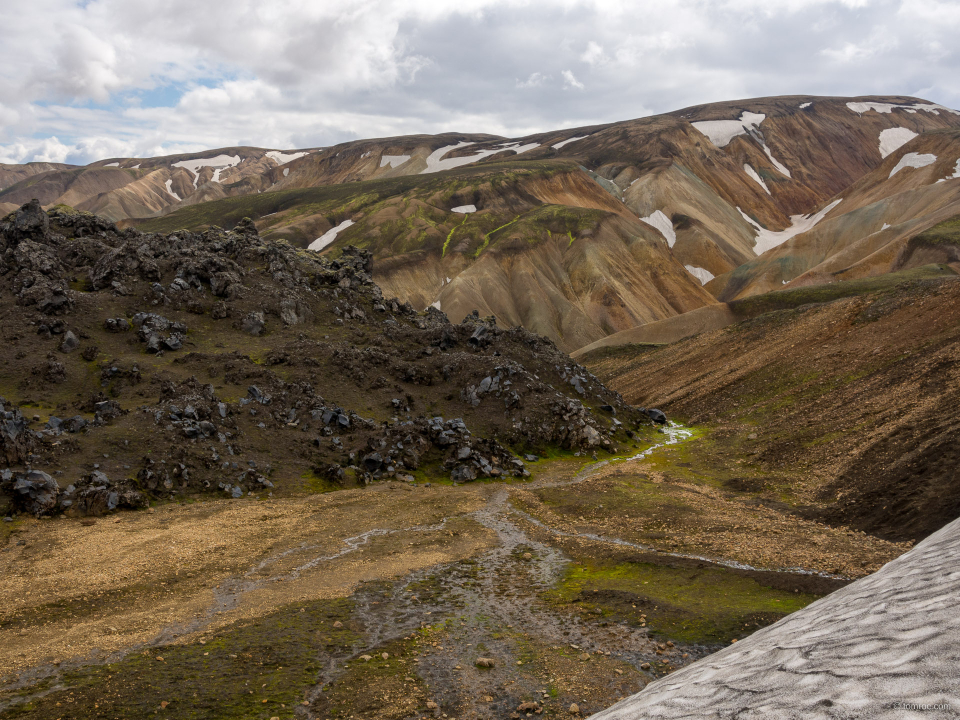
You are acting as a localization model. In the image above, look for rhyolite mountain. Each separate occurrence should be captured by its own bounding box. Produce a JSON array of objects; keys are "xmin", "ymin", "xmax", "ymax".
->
[{"xmin": 4, "ymin": 94, "xmax": 960, "ymax": 352}]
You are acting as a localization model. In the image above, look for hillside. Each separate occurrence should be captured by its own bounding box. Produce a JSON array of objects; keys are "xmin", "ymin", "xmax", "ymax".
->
[
  {"xmin": 583, "ymin": 270, "xmax": 960, "ymax": 543},
  {"xmin": 3, "ymin": 95, "xmax": 959, "ymax": 355}
]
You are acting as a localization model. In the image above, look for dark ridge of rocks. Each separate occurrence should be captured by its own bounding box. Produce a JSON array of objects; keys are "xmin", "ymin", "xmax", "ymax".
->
[{"xmin": 0, "ymin": 200, "xmax": 652, "ymax": 518}]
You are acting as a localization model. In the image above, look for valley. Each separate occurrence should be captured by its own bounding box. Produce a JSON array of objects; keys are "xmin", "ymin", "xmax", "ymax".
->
[{"xmin": 2, "ymin": 91, "xmax": 959, "ymax": 719}]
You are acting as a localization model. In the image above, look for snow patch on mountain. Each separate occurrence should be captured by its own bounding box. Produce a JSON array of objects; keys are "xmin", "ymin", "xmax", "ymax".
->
[
  {"xmin": 738, "ymin": 199, "xmax": 843, "ymax": 255},
  {"xmin": 639, "ymin": 210, "xmax": 676, "ymax": 247},
  {"xmin": 380, "ymin": 154, "xmax": 411, "ymax": 169},
  {"xmin": 421, "ymin": 141, "xmax": 539, "ymax": 174},
  {"xmin": 799, "ymin": 102, "xmax": 812, "ymax": 109},
  {"xmin": 104, "ymin": 162, "xmax": 119, "ymax": 167},
  {"xmin": 265, "ymin": 150, "xmax": 308, "ymax": 165},
  {"xmin": 451, "ymin": 205, "xmax": 476, "ymax": 213},
  {"xmin": 878, "ymin": 128, "xmax": 918, "ymax": 158},
  {"xmin": 552, "ymin": 135, "xmax": 587, "ymax": 150},
  {"xmin": 172, "ymin": 154, "xmax": 241, "ymax": 188},
  {"xmin": 744, "ymin": 164, "xmax": 770, "ymax": 194},
  {"xmin": 164, "ymin": 179, "xmax": 181, "ymax": 202},
  {"xmin": 762, "ymin": 145, "xmax": 791, "ymax": 177},
  {"xmin": 691, "ymin": 111, "xmax": 766, "ymax": 148},
  {"xmin": 936, "ymin": 159, "xmax": 960, "ymax": 183},
  {"xmin": 308, "ymin": 219, "xmax": 355, "ymax": 252},
  {"xmin": 685, "ymin": 266, "xmax": 715, "ymax": 285},
  {"xmin": 847, "ymin": 101, "xmax": 960, "ymax": 116},
  {"xmin": 283, "ymin": 168, "xmax": 289, "ymax": 177},
  {"xmin": 889, "ymin": 152, "xmax": 937, "ymax": 178}
]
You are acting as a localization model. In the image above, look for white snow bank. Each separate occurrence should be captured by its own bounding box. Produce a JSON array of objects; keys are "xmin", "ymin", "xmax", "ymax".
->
[
  {"xmin": 685, "ymin": 265, "xmax": 715, "ymax": 285},
  {"xmin": 380, "ymin": 154, "xmax": 411, "ymax": 169},
  {"xmin": 744, "ymin": 164, "xmax": 770, "ymax": 194},
  {"xmin": 308, "ymin": 219, "xmax": 355, "ymax": 252},
  {"xmin": 936, "ymin": 159, "xmax": 960, "ymax": 183},
  {"xmin": 762, "ymin": 145, "xmax": 791, "ymax": 177},
  {"xmin": 265, "ymin": 150, "xmax": 308, "ymax": 165},
  {"xmin": 799, "ymin": 102, "xmax": 812, "ymax": 109},
  {"xmin": 552, "ymin": 135, "xmax": 587, "ymax": 150},
  {"xmin": 847, "ymin": 101, "xmax": 960, "ymax": 116},
  {"xmin": 421, "ymin": 141, "xmax": 540, "ymax": 174},
  {"xmin": 882, "ymin": 222, "xmax": 891, "ymax": 230},
  {"xmin": 131, "ymin": 164, "xmax": 140, "ymax": 169},
  {"xmin": 283, "ymin": 168, "xmax": 289, "ymax": 177},
  {"xmin": 639, "ymin": 210, "xmax": 677, "ymax": 248},
  {"xmin": 691, "ymin": 111, "xmax": 766, "ymax": 148},
  {"xmin": 430, "ymin": 300, "xmax": 442, "ymax": 310},
  {"xmin": 164, "ymin": 179, "xmax": 181, "ymax": 202},
  {"xmin": 451, "ymin": 205, "xmax": 476, "ymax": 213},
  {"xmin": 172, "ymin": 154, "xmax": 241, "ymax": 188},
  {"xmin": 889, "ymin": 152, "xmax": 937, "ymax": 178},
  {"xmin": 739, "ymin": 199, "xmax": 843, "ymax": 255},
  {"xmin": 878, "ymin": 128, "xmax": 918, "ymax": 158},
  {"xmin": 104, "ymin": 162, "xmax": 119, "ymax": 167}
]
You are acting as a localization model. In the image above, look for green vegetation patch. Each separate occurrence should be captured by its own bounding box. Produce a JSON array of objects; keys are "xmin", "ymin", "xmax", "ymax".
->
[
  {"xmin": 549, "ymin": 559, "xmax": 818, "ymax": 645},
  {"xmin": 3, "ymin": 598, "xmax": 358, "ymax": 720}
]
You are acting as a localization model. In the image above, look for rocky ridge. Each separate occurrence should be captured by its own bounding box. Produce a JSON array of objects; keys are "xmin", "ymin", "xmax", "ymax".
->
[{"xmin": 0, "ymin": 200, "xmax": 651, "ymax": 520}]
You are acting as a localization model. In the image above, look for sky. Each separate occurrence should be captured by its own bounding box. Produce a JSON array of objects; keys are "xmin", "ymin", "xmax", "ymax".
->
[{"xmin": 1, "ymin": 0, "xmax": 958, "ymax": 165}]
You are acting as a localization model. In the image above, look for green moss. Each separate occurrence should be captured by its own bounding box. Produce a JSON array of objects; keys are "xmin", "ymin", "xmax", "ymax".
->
[
  {"xmin": 473, "ymin": 215, "xmax": 521, "ymax": 258},
  {"xmin": 3, "ymin": 598, "xmax": 358, "ymax": 719},
  {"xmin": 549, "ymin": 559, "xmax": 818, "ymax": 644}
]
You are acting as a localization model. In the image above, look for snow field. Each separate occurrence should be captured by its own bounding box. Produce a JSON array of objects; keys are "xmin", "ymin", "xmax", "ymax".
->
[
  {"xmin": 691, "ymin": 111, "xmax": 766, "ymax": 148},
  {"xmin": 552, "ymin": 135, "xmax": 587, "ymax": 149},
  {"xmin": 738, "ymin": 199, "xmax": 843, "ymax": 255},
  {"xmin": 308, "ymin": 219, "xmax": 355, "ymax": 252},
  {"xmin": 744, "ymin": 164, "xmax": 770, "ymax": 194},
  {"xmin": 451, "ymin": 205, "xmax": 477, "ymax": 213},
  {"xmin": 265, "ymin": 150, "xmax": 308, "ymax": 165},
  {"xmin": 888, "ymin": 152, "xmax": 937, "ymax": 178},
  {"xmin": 799, "ymin": 102, "xmax": 812, "ymax": 109},
  {"xmin": 936, "ymin": 159, "xmax": 960, "ymax": 183},
  {"xmin": 639, "ymin": 210, "xmax": 677, "ymax": 247},
  {"xmin": 172, "ymin": 154, "xmax": 241, "ymax": 188},
  {"xmin": 164, "ymin": 179, "xmax": 181, "ymax": 202},
  {"xmin": 878, "ymin": 128, "xmax": 918, "ymax": 158},
  {"xmin": 847, "ymin": 101, "xmax": 960, "ymax": 116},
  {"xmin": 421, "ymin": 141, "xmax": 540, "ymax": 174},
  {"xmin": 685, "ymin": 265, "xmax": 715, "ymax": 285}
]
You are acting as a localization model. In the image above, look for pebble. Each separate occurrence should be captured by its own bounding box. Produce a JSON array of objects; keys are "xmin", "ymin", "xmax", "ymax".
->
[
  {"xmin": 579, "ymin": 653, "xmax": 591, "ymax": 661},
  {"xmin": 522, "ymin": 552, "xmax": 532, "ymax": 560},
  {"xmin": 569, "ymin": 703, "xmax": 580, "ymax": 714},
  {"xmin": 381, "ymin": 652, "xmax": 389, "ymax": 660},
  {"xmin": 475, "ymin": 657, "xmax": 496, "ymax": 668},
  {"xmin": 641, "ymin": 662, "xmax": 650, "ymax": 670},
  {"xmin": 427, "ymin": 701, "xmax": 438, "ymax": 709},
  {"xmin": 360, "ymin": 655, "xmax": 372, "ymax": 661},
  {"xmin": 333, "ymin": 620, "xmax": 343, "ymax": 628}
]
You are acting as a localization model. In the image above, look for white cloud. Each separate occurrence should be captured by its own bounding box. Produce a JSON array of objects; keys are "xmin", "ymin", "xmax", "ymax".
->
[
  {"xmin": 562, "ymin": 69, "xmax": 585, "ymax": 90},
  {"xmin": 0, "ymin": 0, "xmax": 958, "ymax": 164}
]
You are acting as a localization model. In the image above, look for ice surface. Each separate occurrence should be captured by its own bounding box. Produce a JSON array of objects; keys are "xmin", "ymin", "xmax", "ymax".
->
[
  {"xmin": 878, "ymin": 128, "xmax": 918, "ymax": 158},
  {"xmin": 172, "ymin": 154, "xmax": 241, "ymax": 188},
  {"xmin": 692, "ymin": 111, "xmax": 766, "ymax": 148},
  {"xmin": 591, "ymin": 516, "xmax": 960, "ymax": 720},
  {"xmin": 740, "ymin": 199, "xmax": 843, "ymax": 255},
  {"xmin": 308, "ymin": 219, "xmax": 355, "ymax": 252},
  {"xmin": 888, "ymin": 152, "xmax": 937, "ymax": 178},
  {"xmin": 451, "ymin": 205, "xmax": 477, "ymax": 213},
  {"xmin": 265, "ymin": 150, "xmax": 308, "ymax": 165},
  {"xmin": 380, "ymin": 154, "xmax": 411, "ymax": 169},
  {"xmin": 164, "ymin": 179, "xmax": 181, "ymax": 202},
  {"xmin": 744, "ymin": 164, "xmax": 770, "ymax": 194},
  {"xmin": 552, "ymin": 135, "xmax": 588, "ymax": 150},
  {"xmin": 685, "ymin": 265, "xmax": 715, "ymax": 285},
  {"xmin": 639, "ymin": 210, "xmax": 677, "ymax": 247}
]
